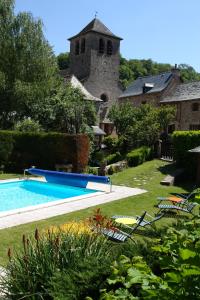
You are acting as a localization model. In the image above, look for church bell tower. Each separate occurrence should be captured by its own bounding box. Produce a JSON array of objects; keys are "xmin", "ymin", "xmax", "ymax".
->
[{"xmin": 68, "ymin": 18, "xmax": 123, "ymax": 133}]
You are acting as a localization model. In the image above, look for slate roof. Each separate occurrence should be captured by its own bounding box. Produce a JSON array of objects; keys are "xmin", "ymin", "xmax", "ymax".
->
[
  {"xmin": 60, "ymin": 73, "xmax": 102, "ymax": 102},
  {"xmin": 160, "ymin": 81, "xmax": 200, "ymax": 103},
  {"xmin": 119, "ymin": 71, "xmax": 173, "ymax": 98},
  {"xmin": 91, "ymin": 126, "xmax": 106, "ymax": 136},
  {"xmin": 68, "ymin": 18, "xmax": 122, "ymax": 40},
  {"xmin": 188, "ymin": 146, "xmax": 200, "ymax": 153}
]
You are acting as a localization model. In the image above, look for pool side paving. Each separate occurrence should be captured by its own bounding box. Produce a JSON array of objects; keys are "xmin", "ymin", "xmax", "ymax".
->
[{"xmin": 0, "ymin": 182, "xmax": 146, "ymax": 229}]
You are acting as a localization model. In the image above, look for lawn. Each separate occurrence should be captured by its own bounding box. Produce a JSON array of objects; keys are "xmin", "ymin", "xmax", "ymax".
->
[
  {"xmin": 0, "ymin": 173, "xmax": 21, "ymax": 180},
  {"xmin": 0, "ymin": 159, "xmax": 194, "ymax": 266}
]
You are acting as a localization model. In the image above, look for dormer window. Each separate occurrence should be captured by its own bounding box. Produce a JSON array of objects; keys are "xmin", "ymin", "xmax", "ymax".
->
[
  {"xmin": 99, "ymin": 38, "xmax": 105, "ymax": 54},
  {"xmin": 75, "ymin": 40, "xmax": 80, "ymax": 55},
  {"xmin": 107, "ymin": 40, "xmax": 113, "ymax": 55},
  {"xmin": 192, "ymin": 102, "xmax": 199, "ymax": 111},
  {"xmin": 81, "ymin": 38, "xmax": 85, "ymax": 53},
  {"xmin": 143, "ymin": 83, "xmax": 154, "ymax": 93}
]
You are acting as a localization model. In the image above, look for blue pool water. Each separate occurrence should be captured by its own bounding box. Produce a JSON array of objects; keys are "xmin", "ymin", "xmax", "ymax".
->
[{"xmin": 0, "ymin": 180, "xmax": 97, "ymax": 212}]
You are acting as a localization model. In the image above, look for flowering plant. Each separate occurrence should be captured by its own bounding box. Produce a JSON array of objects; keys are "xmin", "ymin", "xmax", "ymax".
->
[{"xmin": 88, "ymin": 208, "xmax": 117, "ymax": 231}]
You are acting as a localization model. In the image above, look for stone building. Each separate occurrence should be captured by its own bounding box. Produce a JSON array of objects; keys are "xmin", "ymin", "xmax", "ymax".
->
[
  {"xmin": 119, "ymin": 67, "xmax": 200, "ymax": 132},
  {"xmin": 119, "ymin": 67, "xmax": 181, "ymax": 107},
  {"xmin": 67, "ymin": 18, "xmax": 123, "ymax": 134},
  {"xmin": 160, "ymin": 81, "xmax": 200, "ymax": 131}
]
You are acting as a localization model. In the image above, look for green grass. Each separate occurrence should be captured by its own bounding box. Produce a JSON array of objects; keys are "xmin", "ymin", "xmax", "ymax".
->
[
  {"xmin": 0, "ymin": 160, "xmax": 195, "ymax": 266},
  {"xmin": 0, "ymin": 173, "xmax": 21, "ymax": 180}
]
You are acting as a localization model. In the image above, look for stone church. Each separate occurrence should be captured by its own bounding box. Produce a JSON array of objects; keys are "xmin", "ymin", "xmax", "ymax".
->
[
  {"xmin": 62, "ymin": 18, "xmax": 200, "ymax": 134},
  {"xmin": 61, "ymin": 18, "xmax": 123, "ymax": 135}
]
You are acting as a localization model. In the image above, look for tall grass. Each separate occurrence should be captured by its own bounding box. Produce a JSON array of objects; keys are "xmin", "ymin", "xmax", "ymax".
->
[
  {"xmin": 1, "ymin": 224, "xmax": 115, "ymax": 299},
  {"xmin": 1, "ymin": 221, "xmax": 130, "ymax": 299}
]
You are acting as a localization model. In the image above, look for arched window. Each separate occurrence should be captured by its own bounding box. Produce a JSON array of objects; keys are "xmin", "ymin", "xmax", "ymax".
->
[
  {"xmin": 75, "ymin": 40, "xmax": 79, "ymax": 55},
  {"xmin": 81, "ymin": 38, "xmax": 85, "ymax": 53},
  {"xmin": 99, "ymin": 38, "xmax": 105, "ymax": 54},
  {"xmin": 192, "ymin": 102, "xmax": 199, "ymax": 111},
  {"xmin": 107, "ymin": 40, "xmax": 113, "ymax": 55},
  {"xmin": 100, "ymin": 93, "xmax": 108, "ymax": 102}
]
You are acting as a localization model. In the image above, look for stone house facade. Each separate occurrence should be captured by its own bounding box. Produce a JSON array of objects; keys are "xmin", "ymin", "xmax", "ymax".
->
[
  {"xmin": 161, "ymin": 81, "xmax": 200, "ymax": 130},
  {"xmin": 119, "ymin": 68, "xmax": 200, "ymax": 132},
  {"xmin": 119, "ymin": 68, "xmax": 181, "ymax": 107}
]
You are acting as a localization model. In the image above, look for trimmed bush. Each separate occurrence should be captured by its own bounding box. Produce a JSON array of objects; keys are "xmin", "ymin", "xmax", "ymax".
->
[
  {"xmin": 0, "ymin": 133, "xmax": 14, "ymax": 165},
  {"xmin": 0, "ymin": 131, "xmax": 89, "ymax": 173},
  {"xmin": 126, "ymin": 146, "xmax": 152, "ymax": 167},
  {"xmin": 86, "ymin": 166, "xmax": 98, "ymax": 175},
  {"xmin": 105, "ymin": 151, "xmax": 122, "ymax": 165},
  {"xmin": 172, "ymin": 131, "xmax": 200, "ymax": 175},
  {"xmin": 103, "ymin": 136, "xmax": 118, "ymax": 152}
]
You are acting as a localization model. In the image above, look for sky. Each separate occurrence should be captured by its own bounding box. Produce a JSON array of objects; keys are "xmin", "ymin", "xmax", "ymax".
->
[{"xmin": 15, "ymin": 0, "xmax": 200, "ymax": 72}]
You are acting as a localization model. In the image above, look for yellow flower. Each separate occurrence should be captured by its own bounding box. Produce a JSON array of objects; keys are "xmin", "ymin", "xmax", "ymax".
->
[{"xmin": 48, "ymin": 220, "xmax": 92, "ymax": 235}]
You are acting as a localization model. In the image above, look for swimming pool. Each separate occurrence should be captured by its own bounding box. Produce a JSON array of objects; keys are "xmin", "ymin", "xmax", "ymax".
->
[{"xmin": 0, "ymin": 180, "xmax": 97, "ymax": 212}]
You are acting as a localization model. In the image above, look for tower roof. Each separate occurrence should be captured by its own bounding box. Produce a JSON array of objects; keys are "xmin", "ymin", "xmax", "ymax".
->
[{"xmin": 68, "ymin": 18, "xmax": 122, "ymax": 40}]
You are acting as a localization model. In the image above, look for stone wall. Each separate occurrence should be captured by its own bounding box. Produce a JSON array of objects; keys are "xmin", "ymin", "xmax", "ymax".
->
[
  {"xmin": 120, "ymin": 92, "xmax": 161, "ymax": 107},
  {"xmin": 175, "ymin": 100, "xmax": 200, "ymax": 130}
]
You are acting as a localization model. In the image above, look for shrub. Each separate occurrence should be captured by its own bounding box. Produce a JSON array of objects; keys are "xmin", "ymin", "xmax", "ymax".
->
[
  {"xmin": 105, "ymin": 151, "xmax": 122, "ymax": 165},
  {"xmin": 49, "ymin": 257, "xmax": 111, "ymax": 300},
  {"xmin": 0, "ymin": 131, "xmax": 89, "ymax": 173},
  {"xmin": 173, "ymin": 130, "xmax": 200, "ymax": 176},
  {"xmin": 90, "ymin": 150, "xmax": 105, "ymax": 167},
  {"xmin": 103, "ymin": 136, "xmax": 118, "ymax": 152},
  {"xmin": 126, "ymin": 146, "xmax": 152, "ymax": 167},
  {"xmin": 107, "ymin": 165, "xmax": 114, "ymax": 175},
  {"xmin": 0, "ymin": 132, "xmax": 14, "ymax": 165},
  {"xmin": 14, "ymin": 118, "xmax": 43, "ymax": 132},
  {"xmin": 86, "ymin": 166, "xmax": 99, "ymax": 175},
  {"xmin": 96, "ymin": 217, "xmax": 200, "ymax": 300},
  {"xmin": 2, "ymin": 211, "xmax": 151, "ymax": 299},
  {"xmin": 2, "ymin": 224, "xmax": 114, "ymax": 300}
]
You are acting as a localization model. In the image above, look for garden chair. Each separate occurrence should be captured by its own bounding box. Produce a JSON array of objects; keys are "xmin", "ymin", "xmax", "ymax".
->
[
  {"xmin": 157, "ymin": 201, "xmax": 197, "ymax": 216},
  {"xmin": 101, "ymin": 211, "xmax": 147, "ymax": 242},
  {"xmin": 111, "ymin": 211, "xmax": 163, "ymax": 228},
  {"xmin": 156, "ymin": 187, "xmax": 198, "ymax": 205}
]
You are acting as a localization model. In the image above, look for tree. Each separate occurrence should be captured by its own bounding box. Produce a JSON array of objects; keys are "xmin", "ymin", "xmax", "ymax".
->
[
  {"xmin": 0, "ymin": 0, "xmax": 58, "ymax": 129},
  {"xmin": 108, "ymin": 102, "xmax": 135, "ymax": 137},
  {"xmin": 119, "ymin": 57, "xmax": 172, "ymax": 88},
  {"xmin": 157, "ymin": 105, "xmax": 176, "ymax": 133},
  {"xmin": 129, "ymin": 104, "xmax": 160, "ymax": 147},
  {"xmin": 49, "ymin": 84, "xmax": 97, "ymax": 134},
  {"xmin": 179, "ymin": 64, "xmax": 200, "ymax": 82},
  {"xmin": 119, "ymin": 57, "xmax": 200, "ymax": 89},
  {"xmin": 109, "ymin": 103, "xmax": 176, "ymax": 148},
  {"xmin": 57, "ymin": 52, "xmax": 70, "ymax": 70}
]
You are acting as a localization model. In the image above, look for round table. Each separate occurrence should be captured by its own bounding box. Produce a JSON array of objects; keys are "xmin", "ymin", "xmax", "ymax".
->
[{"xmin": 115, "ymin": 217, "xmax": 137, "ymax": 225}]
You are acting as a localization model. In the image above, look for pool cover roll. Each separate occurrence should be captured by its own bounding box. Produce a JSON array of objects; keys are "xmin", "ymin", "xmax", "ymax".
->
[{"xmin": 27, "ymin": 168, "xmax": 110, "ymax": 188}]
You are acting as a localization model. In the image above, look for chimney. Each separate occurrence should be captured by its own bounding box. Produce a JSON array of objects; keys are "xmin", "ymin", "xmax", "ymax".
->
[{"xmin": 171, "ymin": 63, "xmax": 180, "ymax": 77}]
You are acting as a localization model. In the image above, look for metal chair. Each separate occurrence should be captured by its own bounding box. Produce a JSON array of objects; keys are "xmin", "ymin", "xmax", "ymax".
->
[{"xmin": 101, "ymin": 211, "xmax": 147, "ymax": 242}]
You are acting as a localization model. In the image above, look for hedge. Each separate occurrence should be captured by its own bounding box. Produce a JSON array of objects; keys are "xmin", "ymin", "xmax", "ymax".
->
[
  {"xmin": 0, "ymin": 131, "xmax": 89, "ymax": 173},
  {"xmin": 172, "ymin": 130, "xmax": 200, "ymax": 175},
  {"xmin": 126, "ymin": 146, "xmax": 152, "ymax": 167}
]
